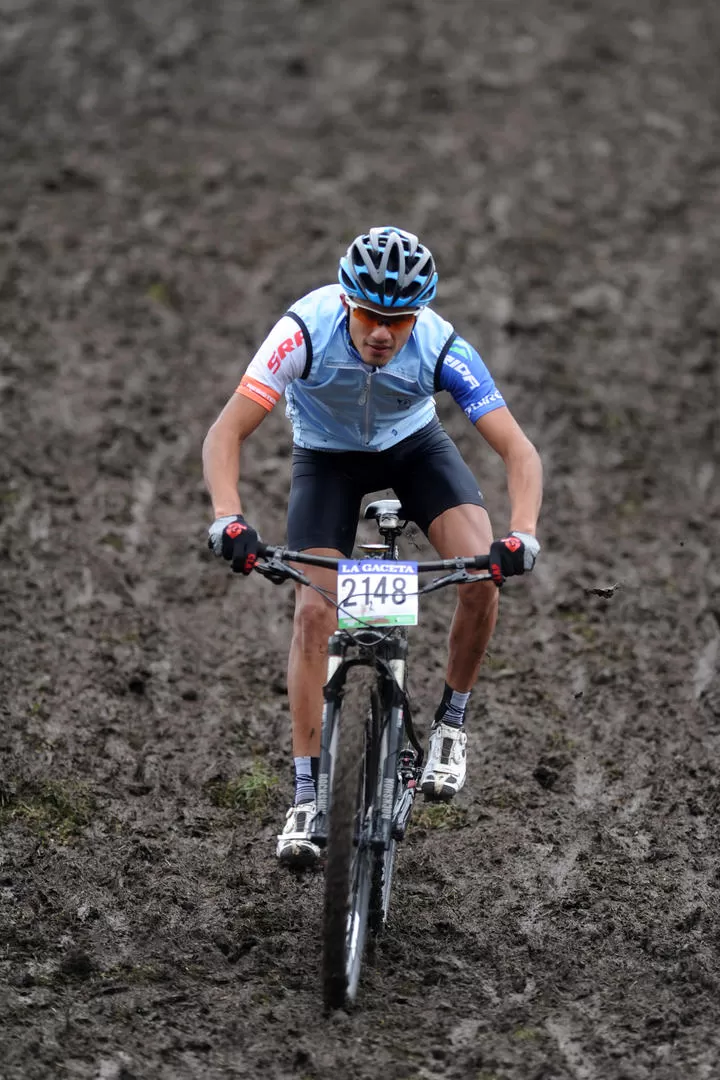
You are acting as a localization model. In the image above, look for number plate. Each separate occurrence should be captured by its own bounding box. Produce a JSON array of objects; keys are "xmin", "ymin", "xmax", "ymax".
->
[{"xmin": 337, "ymin": 561, "xmax": 419, "ymax": 629}]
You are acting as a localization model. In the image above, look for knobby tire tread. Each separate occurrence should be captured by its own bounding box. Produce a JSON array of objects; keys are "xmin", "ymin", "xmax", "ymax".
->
[
  {"xmin": 322, "ymin": 670, "xmax": 374, "ymax": 1011},
  {"xmin": 367, "ymin": 687, "xmax": 397, "ymax": 936}
]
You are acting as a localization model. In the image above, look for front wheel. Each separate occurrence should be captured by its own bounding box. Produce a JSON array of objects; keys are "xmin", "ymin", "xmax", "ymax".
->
[
  {"xmin": 368, "ymin": 687, "xmax": 399, "ymax": 935},
  {"xmin": 322, "ymin": 671, "xmax": 375, "ymax": 1011}
]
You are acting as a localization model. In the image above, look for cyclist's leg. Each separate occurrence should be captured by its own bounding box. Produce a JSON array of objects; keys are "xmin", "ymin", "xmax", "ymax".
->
[
  {"xmin": 427, "ymin": 502, "xmax": 498, "ymax": 691},
  {"xmin": 286, "ymin": 450, "xmax": 364, "ymax": 755},
  {"xmin": 277, "ymin": 554, "xmax": 341, "ymax": 864},
  {"xmin": 391, "ymin": 419, "xmax": 498, "ymax": 689},
  {"xmin": 287, "ymin": 556, "xmax": 341, "ymax": 761},
  {"xmin": 279, "ymin": 451, "xmax": 364, "ymax": 864},
  {"xmin": 392, "ymin": 421, "xmax": 498, "ymax": 798}
]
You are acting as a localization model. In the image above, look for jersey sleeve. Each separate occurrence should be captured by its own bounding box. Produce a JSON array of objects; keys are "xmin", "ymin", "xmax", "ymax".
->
[
  {"xmin": 437, "ymin": 335, "xmax": 506, "ymax": 422},
  {"xmin": 236, "ymin": 315, "xmax": 308, "ymax": 412}
]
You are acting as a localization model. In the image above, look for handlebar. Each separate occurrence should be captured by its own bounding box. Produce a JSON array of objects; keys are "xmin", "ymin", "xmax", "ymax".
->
[{"xmin": 256, "ymin": 543, "xmax": 489, "ymax": 573}]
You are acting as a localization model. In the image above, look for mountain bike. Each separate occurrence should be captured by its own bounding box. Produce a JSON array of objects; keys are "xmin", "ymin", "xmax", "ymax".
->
[{"xmin": 254, "ymin": 499, "xmax": 491, "ymax": 1011}]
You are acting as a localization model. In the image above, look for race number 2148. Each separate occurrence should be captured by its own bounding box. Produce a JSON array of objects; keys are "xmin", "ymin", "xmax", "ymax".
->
[{"xmin": 337, "ymin": 561, "xmax": 419, "ymax": 629}]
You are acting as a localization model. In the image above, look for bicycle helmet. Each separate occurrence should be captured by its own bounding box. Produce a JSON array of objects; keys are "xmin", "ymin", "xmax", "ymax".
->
[{"xmin": 338, "ymin": 226, "xmax": 438, "ymax": 310}]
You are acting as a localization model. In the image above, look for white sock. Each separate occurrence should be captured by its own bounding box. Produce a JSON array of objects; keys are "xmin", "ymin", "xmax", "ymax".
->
[
  {"xmin": 435, "ymin": 685, "xmax": 470, "ymax": 728},
  {"xmin": 293, "ymin": 756, "xmax": 316, "ymax": 805}
]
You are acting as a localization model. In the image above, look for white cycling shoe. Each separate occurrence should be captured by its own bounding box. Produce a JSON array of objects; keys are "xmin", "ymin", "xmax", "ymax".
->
[
  {"xmin": 276, "ymin": 801, "xmax": 321, "ymax": 868},
  {"xmin": 420, "ymin": 722, "xmax": 467, "ymax": 801}
]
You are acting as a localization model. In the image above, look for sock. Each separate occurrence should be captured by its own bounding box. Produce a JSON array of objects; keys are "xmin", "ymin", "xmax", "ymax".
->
[
  {"xmin": 294, "ymin": 756, "xmax": 318, "ymax": 805},
  {"xmin": 434, "ymin": 683, "xmax": 470, "ymax": 728}
]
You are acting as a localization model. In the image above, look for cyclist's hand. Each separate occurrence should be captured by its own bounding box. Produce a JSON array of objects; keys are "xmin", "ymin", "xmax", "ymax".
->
[
  {"xmin": 207, "ymin": 514, "xmax": 260, "ymax": 575},
  {"xmin": 489, "ymin": 531, "xmax": 540, "ymax": 586}
]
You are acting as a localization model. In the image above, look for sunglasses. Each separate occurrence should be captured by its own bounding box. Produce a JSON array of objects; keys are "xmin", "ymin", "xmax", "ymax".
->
[{"xmin": 346, "ymin": 299, "xmax": 419, "ymax": 333}]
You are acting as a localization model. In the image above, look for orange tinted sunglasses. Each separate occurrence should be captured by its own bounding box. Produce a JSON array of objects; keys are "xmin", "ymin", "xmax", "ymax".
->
[{"xmin": 346, "ymin": 299, "xmax": 419, "ymax": 333}]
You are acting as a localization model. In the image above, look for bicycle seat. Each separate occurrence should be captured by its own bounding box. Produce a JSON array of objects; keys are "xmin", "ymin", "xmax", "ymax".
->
[{"xmin": 363, "ymin": 499, "xmax": 407, "ymax": 521}]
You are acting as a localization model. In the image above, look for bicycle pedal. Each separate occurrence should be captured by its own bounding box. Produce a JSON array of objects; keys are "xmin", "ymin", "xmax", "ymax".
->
[{"xmin": 398, "ymin": 749, "xmax": 416, "ymax": 772}]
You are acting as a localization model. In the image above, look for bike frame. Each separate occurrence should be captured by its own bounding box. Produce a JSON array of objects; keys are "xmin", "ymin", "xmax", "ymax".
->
[
  {"xmin": 255, "ymin": 499, "xmax": 492, "ymax": 1007},
  {"xmin": 311, "ymin": 626, "xmax": 410, "ymax": 853}
]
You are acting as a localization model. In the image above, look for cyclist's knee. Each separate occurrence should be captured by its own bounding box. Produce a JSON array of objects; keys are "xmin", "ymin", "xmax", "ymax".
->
[
  {"xmin": 293, "ymin": 592, "xmax": 337, "ymax": 648},
  {"xmin": 458, "ymin": 578, "xmax": 498, "ymax": 619}
]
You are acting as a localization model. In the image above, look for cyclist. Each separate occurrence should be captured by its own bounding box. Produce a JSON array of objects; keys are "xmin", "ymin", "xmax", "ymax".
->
[{"xmin": 203, "ymin": 226, "xmax": 543, "ymax": 867}]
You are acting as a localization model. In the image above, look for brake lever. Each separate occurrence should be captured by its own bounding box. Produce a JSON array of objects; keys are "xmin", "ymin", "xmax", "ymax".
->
[
  {"xmin": 254, "ymin": 559, "xmax": 312, "ymax": 587},
  {"xmin": 418, "ymin": 569, "xmax": 478, "ymax": 594},
  {"xmin": 418, "ymin": 570, "xmax": 495, "ymax": 595}
]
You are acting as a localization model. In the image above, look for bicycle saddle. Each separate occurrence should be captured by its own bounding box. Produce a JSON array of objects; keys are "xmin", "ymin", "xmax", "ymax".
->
[{"xmin": 363, "ymin": 499, "xmax": 407, "ymax": 521}]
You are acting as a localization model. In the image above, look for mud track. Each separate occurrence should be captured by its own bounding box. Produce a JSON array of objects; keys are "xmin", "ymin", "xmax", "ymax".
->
[{"xmin": 2, "ymin": 1, "xmax": 720, "ymax": 1077}]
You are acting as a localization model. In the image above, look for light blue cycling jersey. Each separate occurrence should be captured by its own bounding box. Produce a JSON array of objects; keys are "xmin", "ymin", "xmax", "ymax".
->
[{"xmin": 284, "ymin": 284, "xmax": 505, "ymax": 452}]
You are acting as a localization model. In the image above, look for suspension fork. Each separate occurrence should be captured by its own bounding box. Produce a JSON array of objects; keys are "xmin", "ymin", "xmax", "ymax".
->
[
  {"xmin": 311, "ymin": 631, "xmax": 351, "ymax": 848},
  {"xmin": 369, "ymin": 636, "xmax": 408, "ymax": 851},
  {"xmin": 310, "ymin": 632, "xmax": 408, "ymax": 849}
]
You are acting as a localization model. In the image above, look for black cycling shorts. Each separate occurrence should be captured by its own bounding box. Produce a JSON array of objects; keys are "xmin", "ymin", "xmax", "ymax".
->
[{"xmin": 287, "ymin": 418, "xmax": 485, "ymax": 555}]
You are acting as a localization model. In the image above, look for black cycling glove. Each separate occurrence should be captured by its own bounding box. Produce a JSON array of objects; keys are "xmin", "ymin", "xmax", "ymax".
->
[
  {"xmin": 489, "ymin": 531, "xmax": 540, "ymax": 586},
  {"xmin": 208, "ymin": 514, "xmax": 260, "ymax": 575}
]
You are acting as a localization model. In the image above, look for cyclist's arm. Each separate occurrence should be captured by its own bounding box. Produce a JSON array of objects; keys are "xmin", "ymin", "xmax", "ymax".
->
[
  {"xmin": 203, "ymin": 394, "xmax": 268, "ymax": 517},
  {"xmin": 474, "ymin": 407, "xmax": 543, "ymax": 535},
  {"xmin": 436, "ymin": 336, "xmax": 506, "ymax": 423},
  {"xmin": 202, "ymin": 314, "xmax": 308, "ymax": 518},
  {"xmin": 437, "ymin": 335, "xmax": 542, "ymax": 534}
]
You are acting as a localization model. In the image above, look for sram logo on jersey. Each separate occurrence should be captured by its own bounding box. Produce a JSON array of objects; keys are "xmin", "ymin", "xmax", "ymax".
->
[{"xmin": 267, "ymin": 330, "xmax": 304, "ymax": 374}]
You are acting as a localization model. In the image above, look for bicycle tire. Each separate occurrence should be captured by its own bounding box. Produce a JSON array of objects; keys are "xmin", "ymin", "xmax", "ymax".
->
[
  {"xmin": 368, "ymin": 686, "xmax": 399, "ymax": 935},
  {"xmin": 322, "ymin": 670, "xmax": 375, "ymax": 1010}
]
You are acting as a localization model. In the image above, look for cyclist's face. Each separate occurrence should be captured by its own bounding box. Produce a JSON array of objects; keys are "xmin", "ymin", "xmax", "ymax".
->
[{"xmin": 342, "ymin": 296, "xmax": 417, "ymax": 366}]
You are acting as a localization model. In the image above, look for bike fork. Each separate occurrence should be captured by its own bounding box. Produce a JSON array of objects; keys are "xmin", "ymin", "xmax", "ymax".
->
[
  {"xmin": 311, "ymin": 632, "xmax": 348, "ymax": 848},
  {"xmin": 369, "ymin": 636, "xmax": 409, "ymax": 850},
  {"xmin": 311, "ymin": 632, "xmax": 410, "ymax": 851}
]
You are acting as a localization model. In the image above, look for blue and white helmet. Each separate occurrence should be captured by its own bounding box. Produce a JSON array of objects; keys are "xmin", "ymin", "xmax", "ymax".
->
[{"xmin": 338, "ymin": 226, "xmax": 438, "ymax": 310}]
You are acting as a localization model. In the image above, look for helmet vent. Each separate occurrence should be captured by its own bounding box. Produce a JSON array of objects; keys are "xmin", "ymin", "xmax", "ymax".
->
[{"xmin": 338, "ymin": 226, "xmax": 438, "ymax": 309}]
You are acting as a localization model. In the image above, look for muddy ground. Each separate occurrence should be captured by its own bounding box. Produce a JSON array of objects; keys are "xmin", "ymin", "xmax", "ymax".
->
[{"xmin": 1, "ymin": 0, "xmax": 720, "ymax": 1076}]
